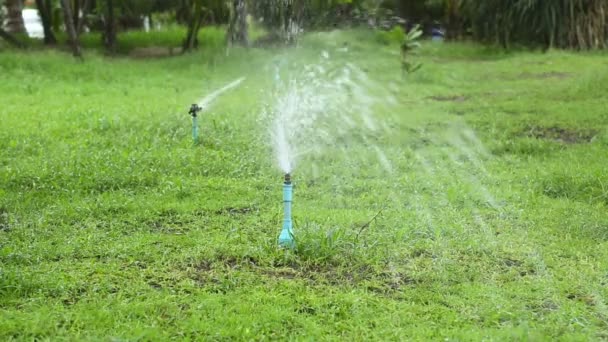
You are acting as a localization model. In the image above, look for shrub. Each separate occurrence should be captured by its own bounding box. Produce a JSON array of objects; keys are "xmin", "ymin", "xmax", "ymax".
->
[{"xmin": 375, "ymin": 25, "xmax": 405, "ymax": 45}]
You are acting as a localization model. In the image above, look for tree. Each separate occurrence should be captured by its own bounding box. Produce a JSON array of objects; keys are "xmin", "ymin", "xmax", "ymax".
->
[
  {"xmin": 227, "ymin": 0, "xmax": 248, "ymax": 46},
  {"xmin": 251, "ymin": 0, "xmax": 306, "ymax": 43},
  {"xmin": 4, "ymin": 0, "xmax": 26, "ymax": 34},
  {"xmin": 103, "ymin": 0, "xmax": 117, "ymax": 52},
  {"xmin": 60, "ymin": 0, "xmax": 82, "ymax": 57},
  {"xmin": 76, "ymin": 0, "xmax": 92, "ymax": 34},
  {"xmin": 0, "ymin": 27, "xmax": 25, "ymax": 47},
  {"xmin": 0, "ymin": 0, "xmax": 24, "ymax": 47},
  {"xmin": 443, "ymin": 0, "xmax": 464, "ymax": 40},
  {"xmin": 182, "ymin": 0, "xmax": 229, "ymax": 51},
  {"xmin": 34, "ymin": 0, "xmax": 58, "ymax": 44},
  {"xmin": 183, "ymin": 0, "xmax": 203, "ymax": 51}
]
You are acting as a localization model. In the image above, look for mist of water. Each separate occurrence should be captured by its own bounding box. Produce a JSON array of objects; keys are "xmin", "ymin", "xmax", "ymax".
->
[
  {"xmin": 261, "ymin": 50, "xmax": 504, "ymax": 244},
  {"xmin": 264, "ymin": 54, "xmax": 390, "ymax": 175}
]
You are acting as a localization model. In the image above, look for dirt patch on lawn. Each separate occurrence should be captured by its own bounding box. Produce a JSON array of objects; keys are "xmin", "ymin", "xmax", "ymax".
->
[
  {"xmin": 214, "ymin": 206, "xmax": 257, "ymax": 215},
  {"xmin": 147, "ymin": 209, "xmax": 191, "ymax": 230},
  {"xmin": 502, "ymin": 257, "xmax": 536, "ymax": 277},
  {"xmin": 428, "ymin": 95, "xmax": 468, "ymax": 102},
  {"xmin": 525, "ymin": 125, "xmax": 597, "ymax": 144},
  {"xmin": 185, "ymin": 256, "xmax": 415, "ymax": 295},
  {"xmin": 518, "ymin": 71, "xmax": 571, "ymax": 80},
  {"xmin": 260, "ymin": 263, "xmax": 415, "ymax": 294}
]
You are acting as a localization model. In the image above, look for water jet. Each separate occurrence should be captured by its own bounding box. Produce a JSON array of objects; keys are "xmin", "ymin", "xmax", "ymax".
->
[{"xmin": 278, "ymin": 173, "xmax": 294, "ymax": 249}]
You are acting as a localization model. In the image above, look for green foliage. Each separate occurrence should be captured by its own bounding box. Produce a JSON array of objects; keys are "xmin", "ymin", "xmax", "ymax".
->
[
  {"xmin": 375, "ymin": 25, "xmax": 404, "ymax": 45},
  {"xmin": 0, "ymin": 0, "xmax": 5, "ymax": 24},
  {"xmin": 400, "ymin": 24, "xmax": 422, "ymax": 73},
  {"xmin": 460, "ymin": 0, "xmax": 608, "ymax": 49},
  {"xmin": 424, "ymin": 0, "xmax": 445, "ymax": 12}
]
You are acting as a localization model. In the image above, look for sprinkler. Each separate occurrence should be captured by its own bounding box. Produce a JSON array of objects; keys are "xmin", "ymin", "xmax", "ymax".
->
[
  {"xmin": 189, "ymin": 104, "xmax": 202, "ymax": 144},
  {"xmin": 187, "ymin": 77, "xmax": 245, "ymax": 145},
  {"xmin": 278, "ymin": 173, "xmax": 294, "ymax": 248}
]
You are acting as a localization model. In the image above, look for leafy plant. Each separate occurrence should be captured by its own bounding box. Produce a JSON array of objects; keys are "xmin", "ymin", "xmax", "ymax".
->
[
  {"xmin": 401, "ymin": 24, "xmax": 422, "ymax": 74},
  {"xmin": 375, "ymin": 25, "xmax": 404, "ymax": 45}
]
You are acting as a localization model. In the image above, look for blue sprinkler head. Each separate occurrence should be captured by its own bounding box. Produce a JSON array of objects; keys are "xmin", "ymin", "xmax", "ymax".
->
[{"xmin": 278, "ymin": 173, "xmax": 295, "ymax": 249}]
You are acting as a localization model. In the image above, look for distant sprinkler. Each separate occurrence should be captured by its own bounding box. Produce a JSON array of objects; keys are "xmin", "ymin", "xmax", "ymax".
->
[
  {"xmin": 189, "ymin": 104, "xmax": 202, "ymax": 145},
  {"xmin": 186, "ymin": 77, "xmax": 245, "ymax": 145},
  {"xmin": 278, "ymin": 173, "xmax": 294, "ymax": 249}
]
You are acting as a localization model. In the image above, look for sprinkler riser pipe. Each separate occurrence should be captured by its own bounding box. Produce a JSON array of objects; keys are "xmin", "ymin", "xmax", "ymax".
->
[
  {"xmin": 278, "ymin": 182, "xmax": 294, "ymax": 248},
  {"xmin": 192, "ymin": 116, "xmax": 199, "ymax": 144},
  {"xmin": 189, "ymin": 103, "xmax": 202, "ymax": 145}
]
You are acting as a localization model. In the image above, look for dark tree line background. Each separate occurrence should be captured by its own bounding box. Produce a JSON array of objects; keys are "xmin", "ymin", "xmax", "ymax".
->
[{"xmin": 1, "ymin": 0, "xmax": 607, "ymax": 56}]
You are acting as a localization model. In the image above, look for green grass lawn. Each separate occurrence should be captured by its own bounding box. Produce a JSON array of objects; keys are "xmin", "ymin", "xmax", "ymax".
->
[{"xmin": 1, "ymin": 29, "xmax": 608, "ymax": 340}]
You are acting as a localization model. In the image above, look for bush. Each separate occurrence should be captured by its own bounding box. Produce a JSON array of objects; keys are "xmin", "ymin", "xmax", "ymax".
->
[{"xmin": 375, "ymin": 25, "xmax": 404, "ymax": 45}]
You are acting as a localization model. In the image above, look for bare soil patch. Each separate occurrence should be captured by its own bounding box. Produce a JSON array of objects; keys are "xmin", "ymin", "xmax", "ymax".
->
[
  {"xmin": 518, "ymin": 71, "xmax": 571, "ymax": 80},
  {"xmin": 526, "ymin": 125, "xmax": 597, "ymax": 144},
  {"xmin": 429, "ymin": 95, "xmax": 468, "ymax": 102}
]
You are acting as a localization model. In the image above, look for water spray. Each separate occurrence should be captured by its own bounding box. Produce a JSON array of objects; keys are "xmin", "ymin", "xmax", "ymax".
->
[
  {"xmin": 189, "ymin": 104, "xmax": 202, "ymax": 145},
  {"xmin": 187, "ymin": 77, "xmax": 246, "ymax": 145},
  {"xmin": 278, "ymin": 173, "xmax": 294, "ymax": 249}
]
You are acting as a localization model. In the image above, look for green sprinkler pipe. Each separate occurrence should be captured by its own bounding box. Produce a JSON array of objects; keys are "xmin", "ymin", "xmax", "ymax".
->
[
  {"xmin": 278, "ymin": 173, "xmax": 294, "ymax": 249},
  {"xmin": 189, "ymin": 104, "xmax": 202, "ymax": 145}
]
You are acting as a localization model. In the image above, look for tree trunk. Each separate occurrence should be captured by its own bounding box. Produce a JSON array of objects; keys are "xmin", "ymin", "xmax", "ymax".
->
[
  {"xmin": 5, "ymin": 0, "xmax": 27, "ymax": 34},
  {"xmin": 0, "ymin": 27, "xmax": 25, "ymax": 47},
  {"xmin": 59, "ymin": 0, "xmax": 82, "ymax": 58},
  {"xmin": 77, "ymin": 0, "xmax": 91, "ymax": 34},
  {"xmin": 445, "ymin": 0, "xmax": 462, "ymax": 41},
  {"xmin": 228, "ymin": 0, "xmax": 248, "ymax": 46},
  {"xmin": 35, "ymin": 0, "xmax": 57, "ymax": 44},
  {"xmin": 183, "ymin": 0, "xmax": 202, "ymax": 52},
  {"xmin": 72, "ymin": 0, "xmax": 81, "ymax": 31},
  {"xmin": 49, "ymin": 0, "xmax": 61, "ymax": 32},
  {"xmin": 103, "ymin": 0, "xmax": 117, "ymax": 53}
]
